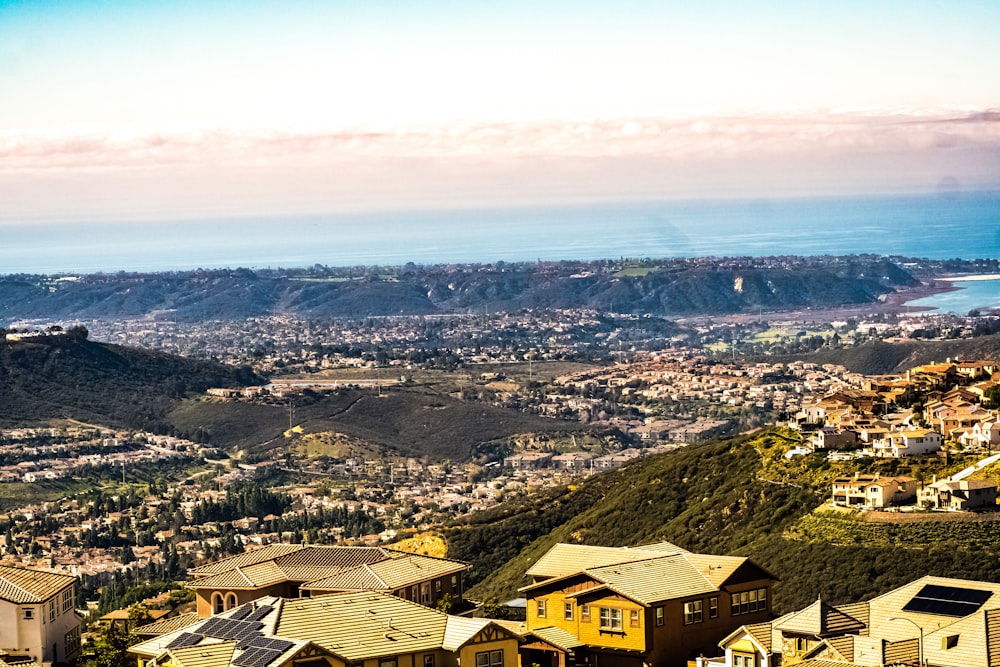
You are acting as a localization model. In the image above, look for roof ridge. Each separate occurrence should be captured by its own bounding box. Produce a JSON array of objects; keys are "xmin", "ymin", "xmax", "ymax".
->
[
  {"xmin": 363, "ymin": 563, "xmax": 390, "ymax": 589},
  {"xmin": 0, "ymin": 571, "xmax": 38, "ymax": 601},
  {"xmin": 234, "ymin": 565, "xmax": 253, "ymax": 586}
]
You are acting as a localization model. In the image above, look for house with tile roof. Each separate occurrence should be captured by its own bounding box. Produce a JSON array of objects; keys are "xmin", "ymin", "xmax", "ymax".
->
[
  {"xmin": 0, "ymin": 565, "xmax": 80, "ymax": 667},
  {"xmin": 129, "ymin": 592, "xmax": 520, "ymax": 667},
  {"xmin": 719, "ymin": 575, "xmax": 1000, "ymax": 667},
  {"xmin": 518, "ymin": 542, "xmax": 776, "ymax": 667},
  {"xmin": 187, "ymin": 545, "xmax": 470, "ymax": 616}
]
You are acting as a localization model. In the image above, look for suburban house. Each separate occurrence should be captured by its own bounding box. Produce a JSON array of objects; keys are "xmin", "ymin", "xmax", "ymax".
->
[
  {"xmin": 187, "ymin": 544, "xmax": 470, "ymax": 616},
  {"xmin": 719, "ymin": 575, "xmax": 1000, "ymax": 667},
  {"xmin": 0, "ymin": 564, "xmax": 81, "ymax": 667},
  {"xmin": 918, "ymin": 477, "xmax": 998, "ymax": 511},
  {"xmin": 952, "ymin": 420, "xmax": 1000, "ymax": 450},
  {"xmin": 130, "ymin": 592, "xmax": 520, "ymax": 667},
  {"xmin": 518, "ymin": 542, "xmax": 776, "ymax": 667},
  {"xmin": 868, "ymin": 429, "xmax": 943, "ymax": 458},
  {"xmin": 830, "ymin": 474, "xmax": 917, "ymax": 509}
]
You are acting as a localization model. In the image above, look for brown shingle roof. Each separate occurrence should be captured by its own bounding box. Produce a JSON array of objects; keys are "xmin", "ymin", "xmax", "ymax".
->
[{"xmin": 0, "ymin": 564, "xmax": 75, "ymax": 603}]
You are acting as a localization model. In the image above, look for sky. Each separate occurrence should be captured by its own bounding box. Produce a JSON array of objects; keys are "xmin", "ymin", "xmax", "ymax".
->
[{"xmin": 1, "ymin": 0, "xmax": 999, "ymax": 225}]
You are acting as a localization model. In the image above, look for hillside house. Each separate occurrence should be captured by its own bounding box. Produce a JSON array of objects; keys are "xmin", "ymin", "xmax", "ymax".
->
[
  {"xmin": 868, "ymin": 429, "xmax": 942, "ymax": 458},
  {"xmin": 519, "ymin": 542, "xmax": 776, "ymax": 667},
  {"xmin": 187, "ymin": 544, "xmax": 470, "ymax": 616},
  {"xmin": 831, "ymin": 474, "xmax": 917, "ymax": 509},
  {"xmin": 918, "ymin": 478, "xmax": 998, "ymax": 511},
  {"xmin": 0, "ymin": 565, "xmax": 81, "ymax": 667},
  {"xmin": 719, "ymin": 575, "xmax": 1000, "ymax": 667}
]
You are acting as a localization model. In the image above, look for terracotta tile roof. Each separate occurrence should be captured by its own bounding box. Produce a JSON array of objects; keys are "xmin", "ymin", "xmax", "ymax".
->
[
  {"xmin": 186, "ymin": 561, "xmax": 288, "ymax": 590},
  {"xmin": 135, "ymin": 612, "xmax": 200, "ymax": 637},
  {"xmin": 529, "ymin": 626, "xmax": 586, "ymax": 651},
  {"xmin": 775, "ymin": 598, "xmax": 867, "ymax": 636},
  {"xmin": 525, "ymin": 542, "xmax": 685, "ymax": 580},
  {"xmin": 168, "ymin": 641, "xmax": 237, "ymax": 667},
  {"xmin": 301, "ymin": 553, "xmax": 468, "ymax": 593},
  {"xmin": 189, "ymin": 545, "xmax": 305, "ymax": 577},
  {"xmin": 276, "ymin": 592, "xmax": 449, "ymax": 660},
  {"xmin": 0, "ymin": 564, "xmax": 75, "ymax": 603}
]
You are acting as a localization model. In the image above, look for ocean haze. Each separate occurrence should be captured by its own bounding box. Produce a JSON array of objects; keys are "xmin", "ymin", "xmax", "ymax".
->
[{"xmin": 2, "ymin": 191, "xmax": 998, "ymax": 275}]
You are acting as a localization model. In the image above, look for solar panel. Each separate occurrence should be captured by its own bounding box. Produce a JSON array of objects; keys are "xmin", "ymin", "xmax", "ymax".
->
[
  {"xmin": 166, "ymin": 633, "xmax": 203, "ymax": 649},
  {"xmin": 245, "ymin": 605, "xmax": 274, "ymax": 623},
  {"xmin": 200, "ymin": 617, "xmax": 264, "ymax": 640},
  {"xmin": 233, "ymin": 647, "xmax": 282, "ymax": 667},
  {"xmin": 248, "ymin": 637, "xmax": 294, "ymax": 653},
  {"xmin": 229, "ymin": 604, "xmax": 254, "ymax": 621},
  {"xmin": 901, "ymin": 584, "xmax": 993, "ymax": 617}
]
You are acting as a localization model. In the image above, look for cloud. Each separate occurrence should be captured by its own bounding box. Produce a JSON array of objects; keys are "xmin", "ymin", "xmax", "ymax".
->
[{"xmin": 2, "ymin": 109, "xmax": 998, "ymax": 175}]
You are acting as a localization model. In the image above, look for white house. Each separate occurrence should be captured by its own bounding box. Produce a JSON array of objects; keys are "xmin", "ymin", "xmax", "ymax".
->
[{"xmin": 0, "ymin": 565, "xmax": 81, "ymax": 667}]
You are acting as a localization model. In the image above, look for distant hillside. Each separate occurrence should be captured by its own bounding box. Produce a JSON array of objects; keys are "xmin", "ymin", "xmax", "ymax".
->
[
  {"xmin": 169, "ymin": 386, "xmax": 590, "ymax": 460},
  {"xmin": 786, "ymin": 334, "xmax": 1000, "ymax": 375},
  {"xmin": 0, "ymin": 333, "xmax": 259, "ymax": 430},
  {"xmin": 0, "ymin": 256, "xmax": 919, "ymax": 322},
  {"xmin": 449, "ymin": 430, "xmax": 1000, "ymax": 613}
]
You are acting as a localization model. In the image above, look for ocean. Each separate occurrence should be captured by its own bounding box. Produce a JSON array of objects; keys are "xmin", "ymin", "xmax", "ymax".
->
[{"xmin": 1, "ymin": 191, "xmax": 998, "ymax": 275}]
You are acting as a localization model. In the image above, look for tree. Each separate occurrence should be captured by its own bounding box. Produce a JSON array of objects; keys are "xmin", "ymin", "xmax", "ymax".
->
[{"xmin": 91, "ymin": 622, "xmax": 131, "ymax": 667}]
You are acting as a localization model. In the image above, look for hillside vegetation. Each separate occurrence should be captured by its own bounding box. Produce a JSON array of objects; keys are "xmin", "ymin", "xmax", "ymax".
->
[
  {"xmin": 778, "ymin": 334, "xmax": 1000, "ymax": 375},
  {"xmin": 0, "ymin": 334, "xmax": 259, "ymax": 430},
  {"xmin": 0, "ymin": 256, "xmax": 917, "ymax": 321},
  {"xmin": 450, "ymin": 430, "xmax": 1000, "ymax": 613}
]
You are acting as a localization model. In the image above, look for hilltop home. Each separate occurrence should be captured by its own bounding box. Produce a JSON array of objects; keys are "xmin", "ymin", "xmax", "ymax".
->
[
  {"xmin": 869, "ymin": 429, "xmax": 943, "ymax": 458},
  {"xmin": 719, "ymin": 575, "xmax": 1000, "ymax": 667},
  {"xmin": 187, "ymin": 544, "xmax": 470, "ymax": 616},
  {"xmin": 830, "ymin": 473, "xmax": 917, "ymax": 509},
  {"xmin": 130, "ymin": 592, "xmax": 520, "ymax": 667},
  {"xmin": 0, "ymin": 565, "xmax": 81, "ymax": 667},
  {"xmin": 918, "ymin": 478, "xmax": 998, "ymax": 511},
  {"xmin": 519, "ymin": 542, "xmax": 776, "ymax": 667}
]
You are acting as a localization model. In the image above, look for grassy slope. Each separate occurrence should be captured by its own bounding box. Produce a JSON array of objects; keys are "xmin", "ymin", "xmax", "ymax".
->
[
  {"xmin": 452, "ymin": 429, "xmax": 1000, "ymax": 613},
  {"xmin": 168, "ymin": 386, "xmax": 589, "ymax": 460}
]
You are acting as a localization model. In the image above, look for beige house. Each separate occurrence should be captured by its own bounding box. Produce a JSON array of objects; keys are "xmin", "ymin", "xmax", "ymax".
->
[
  {"xmin": 0, "ymin": 565, "xmax": 80, "ymax": 667},
  {"xmin": 830, "ymin": 474, "xmax": 917, "ymax": 508},
  {"xmin": 187, "ymin": 544, "xmax": 470, "ymax": 617},
  {"xmin": 869, "ymin": 429, "xmax": 943, "ymax": 458},
  {"xmin": 130, "ymin": 592, "xmax": 520, "ymax": 667},
  {"xmin": 719, "ymin": 575, "xmax": 1000, "ymax": 667},
  {"xmin": 918, "ymin": 478, "xmax": 998, "ymax": 511}
]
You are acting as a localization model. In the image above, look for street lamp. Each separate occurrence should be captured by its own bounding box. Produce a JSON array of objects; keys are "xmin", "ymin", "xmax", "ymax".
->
[{"xmin": 887, "ymin": 616, "xmax": 923, "ymax": 666}]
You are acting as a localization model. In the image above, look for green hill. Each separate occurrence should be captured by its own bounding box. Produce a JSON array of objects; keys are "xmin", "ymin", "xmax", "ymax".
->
[
  {"xmin": 0, "ymin": 333, "xmax": 259, "ymax": 430},
  {"xmin": 449, "ymin": 429, "xmax": 1000, "ymax": 613},
  {"xmin": 168, "ymin": 386, "xmax": 590, "ymax": 460}
]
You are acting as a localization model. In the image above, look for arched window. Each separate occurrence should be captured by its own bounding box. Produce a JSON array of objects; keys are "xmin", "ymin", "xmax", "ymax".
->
[
  {"xmin": 225, "ymin": 593, "xmax": 238, "ymax": 611},
  {"xmin": 211, "ymin": 592, "xmax": 225, "ymax": 615}
]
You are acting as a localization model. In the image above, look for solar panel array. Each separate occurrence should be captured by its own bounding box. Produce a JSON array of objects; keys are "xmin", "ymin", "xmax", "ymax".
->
[
  {"xmin": 228, "ymin": 604, "xmax": 255, "ymax": 621},
  {"xmin": 232, "ymin": 647, "xmax": 282, "ymax": 667},
  {"xmin": 901, "ymin": 583, "xmax": 993, "ymax": 617},
  {"xmin": 199, "ymin": 616, "xmax": 265, "ymax": 640},
  {"xmin": 166, "ymin": 632, "xmax": 204, "ymax": 649},
  {"xmin": 247, "ymin": 637, "xmax": 294, "ymax": 653},
  {"xmin": 245, "ymin": 605, "xmax": 274, "ymax": 623}
]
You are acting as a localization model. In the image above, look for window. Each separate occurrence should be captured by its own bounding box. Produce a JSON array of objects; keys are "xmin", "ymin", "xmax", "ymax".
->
[
  {"xmin": 629, "ymin": 609, "xmax": 640, "ymax": 627},
  {"xmin": 564, "ymin": 602, "xmax": 574, "ymax": 620},
  {"xmin": 435, "ymin": 580, "xmax": 442, "ymax": 593},
  {"xmin": 731, "ymin": 588, "xmax": 767, "ymax": 616},
  {"xmin": 380, "ymin": 660, "xmax": 397, "ymax": 667},
  {"xmin": 475, "ymin": 650, "xmax": 504, "ymax": 667},
  {"xmin": 795, "ymin": 637, "xmax": 808, "ymax": 652},
  {"xmin": 581, "ymin": 604, "xmax": 590, "ymax": 622},
  {"xmin": 536, "ymin": 599, "xmax": 547, "ymax": 618},
  {"xmin": 212, "ymin": 592, "xmax": 225, "ymax": 615},
  {"xmin": 62, "ymin": 589, "xmax": 73, "ymax": 613},
  {"xmin": 599, "ymin": 607, "xmax": 622, "ymax": 631},
  {"xmin": 421, "ymin": 583, "xmax": 432, "ymax": 604},
  {"xmin": 225, "ymin": 592, "xmax": 238, "ymax": 611},
  {"xmin": 451, "ymin": 575, "xmax": 458, "ymax": 586},
  {"xmin": 424, "ymin": 656, "xmax": 436, "ymax": 667},
  {"xmin": 683, "ymin": 600, "xmax": 703, "ymax": 625},
  {"xmin": 49, "ymin": 599, "xmax": 56, "ymax": 622},
  {"xmin": 655, "ymin": 606, "xmax": 664, "ymax": 626},
  {"xmin": 709, "ymin": 596, "xmax": 719, "ymax": 619},
  {"xmin": 24, "ymin": 608, "xmax": 34, "ymax": 620},
  {"xmin": 733, "ymin": 655, "xmax": 756, "ymax": 667},
  {"xmin": 64, "ymin": 626, "xmax": 81, "ymax": 657}
]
